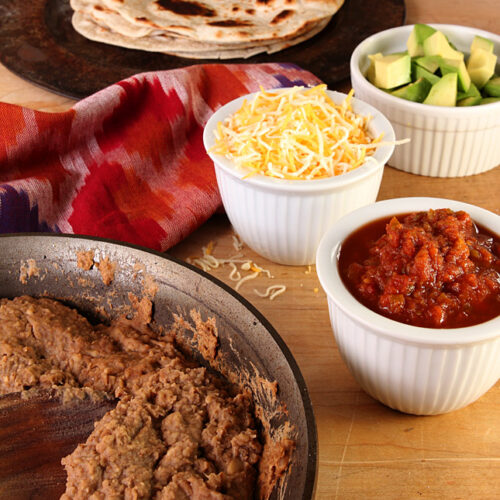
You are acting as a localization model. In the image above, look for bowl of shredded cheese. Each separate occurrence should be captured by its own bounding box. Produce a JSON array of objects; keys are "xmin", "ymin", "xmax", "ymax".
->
[{"xmin": 203, "ymin": 85, "xmax": 396, "ymax": 265}]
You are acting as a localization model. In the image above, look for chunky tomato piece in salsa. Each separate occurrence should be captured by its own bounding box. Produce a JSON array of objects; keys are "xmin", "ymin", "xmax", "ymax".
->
[{"xmin": 339, "ymin": 209, "xmax": 500, "ymax": 328}]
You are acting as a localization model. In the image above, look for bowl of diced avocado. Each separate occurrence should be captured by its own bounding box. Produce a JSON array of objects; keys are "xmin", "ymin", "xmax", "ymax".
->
[
  {"xmin": 366, "ymin": 24, "xmax": 499, "ymax": 106},
  {"xmin": 350, "ymin": 24, "xmax": 500, "ymax": 177}
]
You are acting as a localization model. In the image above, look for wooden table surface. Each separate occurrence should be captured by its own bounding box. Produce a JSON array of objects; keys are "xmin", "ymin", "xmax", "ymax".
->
[{"xmin": 0, "ymin": 1, "xmax": 499, "ymax": 498}]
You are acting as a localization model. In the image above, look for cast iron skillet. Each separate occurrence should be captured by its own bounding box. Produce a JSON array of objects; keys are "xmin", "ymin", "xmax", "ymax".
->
[{"xmin": 0, "ymin": 233, "xmax": 317, "ymax": 500}]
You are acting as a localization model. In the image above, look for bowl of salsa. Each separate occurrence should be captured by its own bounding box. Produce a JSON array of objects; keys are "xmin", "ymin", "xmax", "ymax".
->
[{"xmin": 316, "ymin": 197, "xmax": 500, "ymax": 415}]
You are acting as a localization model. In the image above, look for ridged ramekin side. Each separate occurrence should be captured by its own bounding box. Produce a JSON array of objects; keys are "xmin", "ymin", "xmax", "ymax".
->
[
  {"xmin": 353, "ymin": 86, "xmax": 500, "ymax": 177},
  {"xmin": 214, "ymin": 166, "xmax": 384, "ymax": 266},
  {"xmin": 328, "ymin": 299, "xmax": 500, "ymax": 415}
]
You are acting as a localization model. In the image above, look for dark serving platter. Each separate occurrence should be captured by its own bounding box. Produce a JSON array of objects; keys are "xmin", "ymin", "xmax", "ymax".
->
[
  {"xmin": 0, "ymin": 0, "xmax": 405, "ymax": 99},
  {"xmin": 0, "ymin": 233, "xmax": 316, "ymax": 499}
]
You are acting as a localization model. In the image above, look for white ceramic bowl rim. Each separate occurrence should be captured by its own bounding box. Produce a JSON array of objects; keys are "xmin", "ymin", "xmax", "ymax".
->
[
  {"xmin": 203, "ymin": 89, "xmax": 395, "ymax": 194},
  {"xmin": 350, "ymin": 23, "xmax": 500, "ymax": 115},
  {"xmin": 316, "ymin": 197, "xmax": 500, "ymax": 346}
]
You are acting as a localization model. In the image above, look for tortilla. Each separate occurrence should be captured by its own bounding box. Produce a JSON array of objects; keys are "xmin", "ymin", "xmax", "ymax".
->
[
  {"xmin": 70, "ymin": 0, "xmax": 344, "ymax": 59},
  {"xmin": 98, "ymin": 0, "xmax": 343, "ymax": 41},
  {"xmin": 72, "ymin": 9, "xmax": 330, "ymax": 59}
]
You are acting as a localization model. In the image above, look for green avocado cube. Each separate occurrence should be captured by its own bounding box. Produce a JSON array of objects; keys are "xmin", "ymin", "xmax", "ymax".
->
[
  {"xmin": 457, "ymin": 95, "xmax": 481, "ymax": 106},
  {"xmin": 391, "ymin": 77, "xmax": 432, "ymax": 102},
  {"xmin": 423, "ymin": 73, "xmax": 458, "ymax": 106},
  {"xmin": 457, "ymin": 81, "xmax": 481, "ymax": 101},
  {"xmin": 423, "ymin": 31, "xmax": 464, "ymax": 62},
  {"xmin": 407, "ymin": 24, "xmax": 437, "ymax": 57},
  {"xmin": 483, "ymin": 75, "xmax": 500, "ymax": 97},
  {"xmin": 373, "ymin": 53, "xmax": 412, "ymax": 89},
  {"xmin": 366, "ymin": 52, "xmax": 383, "ymax": 83},
  {"xmin": 467, "ymin": 48, "xmax": 498, "ymax": 88},
  {"xmin": 480, "ymin": 96, "xmax": 500, "ymax": 104},
  {"xmin": 440, "ymin": 58, "xmax": 471, "ymax": 92},
  {"xmin": 413, "ymin": 64, "xmax": 441, "ymax": 85},
  {"xmin": 470, "ymin": 35, "xmax": 495, "ymax": 54},
  {"xmin": 414, "ymin": 55, "xmax": 442, "ymax": 73},
  {"xmin": 415, "ymin": 24, "xmax": 437, "ymax": 43},
  {"xmin": 445, "ymin": 35, "xmax": 459, "ymax": 51}
]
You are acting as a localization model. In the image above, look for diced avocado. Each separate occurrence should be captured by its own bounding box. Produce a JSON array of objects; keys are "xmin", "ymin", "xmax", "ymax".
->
[
  {"xmin": 407, "ymin": 30, "xmax": 424, "ymax": 57},
  {"xmin": 413, "ymin": 64, "xmax": 441, "ymax": 85},
  {"xmin": 483, "ymin": 75, "xmax": 500, "ymax": 97},
  {"xmin": 470, "ymin": 35, "xmax": 494, "ymax": 54},
  {"xmin": 423, "ymin": 31, "xmax": 464, "ymax": 62},
  {"xmin": 480, "ymin": 97, "xmax": 500, "ymax": 104},
  {"xmin": 457, "ymin": 81, "xmax": 481, "ymax": 100},
  {"xmin": 414, "ymin": 55, "xmax": 442, "ymax": 73},
  {"xmin": 391, "ymin": 77, "xmax": 432, "ymax": 102},
  {"xmin": 415, "ymin": 24, "xmax": 437, "ymax": 43},
  {"xmin": 423, "ymin": 73, "xmax": 457, "ymax": 106},
  {"xmin": 457, "ymin": 95, "xmax": 481, "ymax": 106},
  {"xmin": 369, "ymin": 26, "xmax": 500, "ymax": 108},
  {"xmin": 445, "ymin": 35, "xmax": 459, "ymax": 51},
  {"xmin": 407, "ymin": 24, "xmax": 437, "ymax": 57},
  {"xmin": 373, "ymin": 53, "xmax": 412, "ymax": 89},
  {"xmin": 439, "ymin": 58, "xmax": 471, "ymax": 92},
  {"xmin": 467, "ymin": 48, "xmax": 498, "ymax": 88},
  {"xmin": 366, "ymin": 52, "xmax": 383, "ymax": 83}
]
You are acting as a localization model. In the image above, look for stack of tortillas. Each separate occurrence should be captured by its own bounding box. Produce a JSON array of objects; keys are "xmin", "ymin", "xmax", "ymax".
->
[{"xmin": 70, "ymin": 0, "xmax": 345, "ymax": 59}]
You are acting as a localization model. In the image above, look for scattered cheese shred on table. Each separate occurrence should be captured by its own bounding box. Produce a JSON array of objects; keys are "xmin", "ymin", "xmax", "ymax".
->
[
  {"xmin": 185, "ymin": 238, "xmax": 286, "ymax": 300},
  {"xmin": 235, "ymin": 271, "xmax": 260, "ymax": 291},
  {"xmin": 212, "ymin": 84, "xmax": 383, "ymax": 180},
  {"xmin": 254, "ymin": 285, "xmax": 287, "ymax": 301},
  {"xmin": 228, "ymin": 262, "xmax": 241, "ymax": 281},
  {"xmin": 232, "ymin": 234, "xmax": 244, "ymax": 251}
]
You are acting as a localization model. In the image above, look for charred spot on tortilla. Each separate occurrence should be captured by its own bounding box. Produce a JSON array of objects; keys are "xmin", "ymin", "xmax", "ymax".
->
[
  {"xmin": 271, "ymin": 10, "xmax": 294, "ymax": 24},
  {"xmin": 154, "ymin": 0, "xmax": 216, "ymax": 17},
  {"xmin": 165, "ymin": 24, "xmax": 195, "ymax": 31},
  {"xmin": 208, "ymin": 20, "xmax": 253, "ymax": 27},
  {"xmin": 134, "ymin": 16, "xmax": 157, "ymax": 26}
]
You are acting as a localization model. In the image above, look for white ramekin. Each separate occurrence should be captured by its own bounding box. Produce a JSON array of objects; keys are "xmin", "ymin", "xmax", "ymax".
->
[
  {"xmin": 203, "ymin": 90, "xmax": 395, "ymax": 266},
  {"xmin": 350, "ymin": 24, "xmax": 500, "ymax": 177},
  {"xmin": 316, "ymin": 197, "xmax": 500, "ymax": 415}
]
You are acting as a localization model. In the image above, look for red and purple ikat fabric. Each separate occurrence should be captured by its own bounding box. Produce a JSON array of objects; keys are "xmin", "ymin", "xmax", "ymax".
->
[{"xmin": 0, "ymin": 63, "xmax": 321, "ymax": 251}]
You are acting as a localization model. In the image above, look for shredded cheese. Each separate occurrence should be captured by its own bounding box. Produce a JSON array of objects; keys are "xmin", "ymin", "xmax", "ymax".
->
[
  {"xmin": 186, "ymin": 236, "xmax": 285, "ymax": 300},
  {"xmin": 235, "ymin": 271, "xmax": 260, "ymax": 291},
  {"xmin": 212, "ymin": 85, "xmax": 383, "ymax": 180},
  {"xmin": 232, "ymin": 234, "xmax": 244, "ymax": 252},
  {"xmin": 241, "ymin": 261, "xmax": 252, "ymax": 271},
  {"xmin": 254, "ymin": 285, "xmax": 287, "ymax": 300},
  {"xmin": 228, "ymin": 262, "xmax": 241, "ymax": 281}
]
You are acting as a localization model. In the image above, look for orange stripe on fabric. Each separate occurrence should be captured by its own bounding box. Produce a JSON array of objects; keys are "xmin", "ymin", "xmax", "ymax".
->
[
  {"xmin": 199, "ymin": 64, "xmax": 250, "ymax": 110},
  {"xmin": 0, "ymin": 103, "xmax": 28, "ymax": 158}
]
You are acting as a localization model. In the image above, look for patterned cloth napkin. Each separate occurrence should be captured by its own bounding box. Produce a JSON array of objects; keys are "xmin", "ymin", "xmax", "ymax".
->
[{"xmin": 0, "ymin": 63, "xmax": 321, "ymax": 251}]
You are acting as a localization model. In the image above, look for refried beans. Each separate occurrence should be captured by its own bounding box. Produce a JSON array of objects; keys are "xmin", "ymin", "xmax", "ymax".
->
[{"xmin": 0, "ymin": 296, "xmax": 263, "ymax": 499}]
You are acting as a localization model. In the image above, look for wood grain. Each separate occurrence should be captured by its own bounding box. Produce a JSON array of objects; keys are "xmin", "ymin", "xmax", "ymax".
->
[
  {"xmin": 0, "ymin": 392, "xmax": 116, "ymax": 499},
  {"xmin": 0, "ymin": 0, "xmax": 499, "ymax": 498}
]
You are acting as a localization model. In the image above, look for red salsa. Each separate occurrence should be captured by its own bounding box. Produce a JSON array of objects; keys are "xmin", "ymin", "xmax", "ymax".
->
[{"xmin": 339, "ymin": 209, "xmax": 500, "ymax": 328}]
